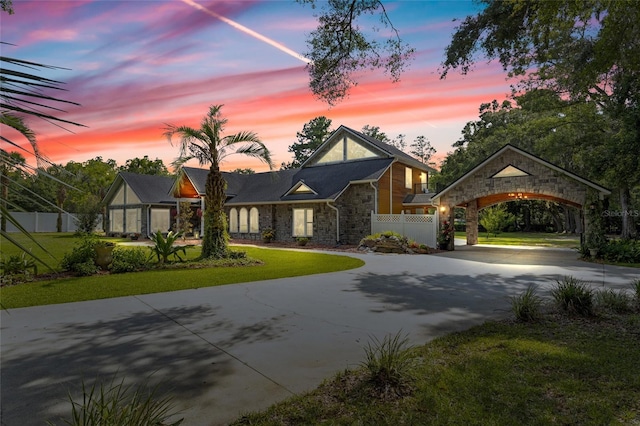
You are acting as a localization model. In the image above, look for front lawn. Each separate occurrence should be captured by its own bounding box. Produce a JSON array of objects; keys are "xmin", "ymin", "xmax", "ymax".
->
[
  {"xmin": 234, "ymin": 311, "xmax": 640, "ymax": 425},
  {"xmin": 0, "ymin": 246, "xmax": 364, "ymax": 309}
]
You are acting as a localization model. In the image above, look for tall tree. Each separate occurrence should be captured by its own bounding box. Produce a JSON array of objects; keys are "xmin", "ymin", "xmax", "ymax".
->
[
  {"xmin": 165, "ymin": 105, "xmax": 273, "ymax": 259},
  {"xmin": 360, "ymin": 124, "xmax": 390, "ymax": 143},
  {"xmin": 442, "ymin": 0, "xmax": 640, "ymax": 237},
  {"xmin": 282, "ymin": 116, "xmax": 333, "ymax": 169},
  {"xmin": 298, "ymin": 0, "xmax": 414, "ymax": 105},
  {"xmin": 120, "ymin": 156, "xmax": 169, "ymax": 176},
  {"xmin": 410, "ymin": 135, "xmax": 436, "ymax": 164}
]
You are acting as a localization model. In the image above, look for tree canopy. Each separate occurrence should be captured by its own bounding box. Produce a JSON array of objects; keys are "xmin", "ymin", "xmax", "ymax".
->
[
  {"xmin": 282, "ymin": 116, "xmax": 334, "ymax": 169},
  {"xmin": 441, "ymin": 0, "xmax": 639, "ymax": 238},
  {"xmin": 298, "ymin": 0, "xmax": 414, "ymax": 105}
]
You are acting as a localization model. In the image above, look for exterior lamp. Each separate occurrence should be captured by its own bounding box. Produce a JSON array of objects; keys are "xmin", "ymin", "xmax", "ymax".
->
[{"xmin": 440, "ymin": 206, "xmax": 446, "ymax": 213}]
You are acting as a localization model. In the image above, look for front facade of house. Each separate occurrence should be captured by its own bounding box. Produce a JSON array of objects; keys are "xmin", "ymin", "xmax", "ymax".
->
[{"xmin": 174, "ymin": 125, "xmax": 436, "ymax": 245}]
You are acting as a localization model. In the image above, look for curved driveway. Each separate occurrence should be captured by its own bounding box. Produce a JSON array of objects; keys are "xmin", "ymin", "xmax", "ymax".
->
[{"xmin": 1, "ymin": 246, "xmax": 638, "ymax": 425}]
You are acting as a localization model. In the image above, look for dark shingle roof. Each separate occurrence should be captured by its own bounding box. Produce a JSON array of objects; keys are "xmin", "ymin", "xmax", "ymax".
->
[
  {"xmin": 114, "ymin": 172, "xmax": 176, "ymax": 204},
  {"xmin": 182, "ymin": 158, "xmax": 393, "ymax": 205}
]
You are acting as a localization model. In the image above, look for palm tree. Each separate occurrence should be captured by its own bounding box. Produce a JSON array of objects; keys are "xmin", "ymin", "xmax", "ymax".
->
[{"xmin": 165, "ymin": 105, "xmax": 273, "ymax": 259}]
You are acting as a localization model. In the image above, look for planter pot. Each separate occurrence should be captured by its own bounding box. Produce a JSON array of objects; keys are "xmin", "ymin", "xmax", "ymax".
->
[
  {"xmin": 262, "ymin": 238, "xmax": 272, "ymax": 244},
  {"xmin": 438, "ymin": 242, "xmax": 449, "ymax": 250},
  {"xmin": 94, "ymin": 245, "xmax": 115, "ymax": 270},
  {"xmin": 589, "ymin": 248, "xmax": 598, "ymax": 258}
]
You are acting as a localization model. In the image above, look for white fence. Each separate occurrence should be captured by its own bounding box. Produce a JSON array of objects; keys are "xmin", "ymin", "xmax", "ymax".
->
[
  {"xmin": 3, "ymin": 212, "xmax": 102, "ymax": 233},
  {"xmin": 371, "ymin": 211, "xmax": 438, "ymax": 248}
]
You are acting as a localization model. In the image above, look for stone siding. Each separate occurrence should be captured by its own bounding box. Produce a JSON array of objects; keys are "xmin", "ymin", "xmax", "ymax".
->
[
  {"xmin": 335, "ymin": 183, "xmax": 376, "ymax": 244},
  {"xmin": 440, "ymin": 150, "xmax": 588, "ymax": 207},
  {"xmin": 224, "ymin": 183, "xmax": 375, "ymax": 245}
]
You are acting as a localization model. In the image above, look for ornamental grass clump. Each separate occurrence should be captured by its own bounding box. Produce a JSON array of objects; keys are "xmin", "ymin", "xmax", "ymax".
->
[
  {"xmin": 551, "ymin": 276, "xmax": 594, "ymax": 316},
  {"xmin": 361, "ymin": 331, "xmax": 416, "ymax": 399},
  {"xmin": 510, "ymin": 284, "xmax": 543, "ymax": 322},
  {"xmin": 48, "ymin": 377, "xmax": 183, "ymax": 426},
  {"xmin": 595, "ymin": 288, "xmax": 633, "ymax": 314}
]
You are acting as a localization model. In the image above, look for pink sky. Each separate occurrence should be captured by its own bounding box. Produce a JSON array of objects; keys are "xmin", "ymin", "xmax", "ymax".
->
[{"xmin": 1, "ymin": 1, "xmax": 514, "ymax": 172}]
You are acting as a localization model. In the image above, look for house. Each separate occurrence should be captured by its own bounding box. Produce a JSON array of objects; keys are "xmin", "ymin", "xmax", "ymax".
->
[
  {"xmin": 173, "ymin": 125, "xmax": 437, "ymax": 245},
  {"xmin": 102, "ymin": 172, "xmax": 181, "ymax": 237}
]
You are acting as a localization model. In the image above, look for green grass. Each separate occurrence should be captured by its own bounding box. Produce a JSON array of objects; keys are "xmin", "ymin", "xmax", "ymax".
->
[
  {"xmin": 455, "ymin": 231, "xmax": 580, "ymax": 248},
  {"xmin": 1, "ymin": 232, "xmax": 130, "ymax": 271},
  {"xmin": 234, "ymin": 312, "xmax": 640, "ymax": 425},
  {"xmin": 0, "ymin": 244, "xmax": 364, "ymax": 309}
]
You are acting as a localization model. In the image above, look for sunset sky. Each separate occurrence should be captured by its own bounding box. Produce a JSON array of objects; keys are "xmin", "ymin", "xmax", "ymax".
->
[{"xmin": 1, "ymin": 0, "xmax": 515, "ymax": 172}]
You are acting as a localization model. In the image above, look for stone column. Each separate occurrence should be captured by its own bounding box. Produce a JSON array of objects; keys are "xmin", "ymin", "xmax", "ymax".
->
[{"xmin": 466, "ymin": 199, "xmax": 478, "ymax": 245}]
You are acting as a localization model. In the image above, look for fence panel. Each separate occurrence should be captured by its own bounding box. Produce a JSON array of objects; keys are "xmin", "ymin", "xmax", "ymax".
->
[
  {"xmin": 371, "ymin": 211, "xmax": 438, "ymax": 248},
  {"xmin": 4, "ymin": 212, "xmax": 102, "ymax": 233}
]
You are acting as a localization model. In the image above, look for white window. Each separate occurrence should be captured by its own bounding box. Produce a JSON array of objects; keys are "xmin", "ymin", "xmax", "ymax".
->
[
  {"xmin": 229, "ymin": 208, "xmax": 238, "ymax": 232},
  {"xmin": 125, "ymin": 208, "xmax": 141, "ymax": 233},
  {"xmin": 405, "ymin": 167, "xmax": 412, "ymax": 189},
  {"xmin": 293, "ymin": 208, "xmax": 313, "ymax": 237},
  {"xmin": 150, "ymin": 208, "xmax": 170, "ymax": 234},
  {"xmin": 110, "ymin": 209, "xmax": 124, "ymax": 233},
  {"xmin": 239, "ymin": 208, "xmax": 248, "ymax": 233},
  {"xmin": 249, "ymin": 207, "xmax": 259, "ymax": 233}
]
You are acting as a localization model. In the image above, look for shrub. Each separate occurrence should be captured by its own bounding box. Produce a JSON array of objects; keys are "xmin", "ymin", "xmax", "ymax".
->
[
  {"xmin": 0, "ymin": 251, "xmax": 38, "ymax": 285},
  {"xmin": 510, "ymin": 285, "xmax": 543, "ymax": 322},
  {"xmin": 551, "ymin": 276, "xmax": 594, "ymax": 316},
  {"xmin": 631, "ymin": 279, "xmax": 640, "ymax": 310},
  {"xmin": 60, "ymin": 236, "xmax": 99, "ymax": 276},
  {"xmin": 149, "ymin": 231, "xmax": 186, "ymax": 263},
  {"xmin": 47, "ymin": 377, "xmax": 183, "ymax": 426},
  {"xmin": 600, "ymin": 239, "xmax": 640, "ymax": 263},
  {"xmin": 261, "ymin": 228, "xmax": 275, "ymax": 242},
  {"xmin": 595, "ymin": 288, "xmax": 632, "ymax": 314},
  {"xmin": 361, "ymin": 331, "xmax": 416, "ymax": 398},
  {"xmin": 110, "ymin": 247, "xmax": 151, "ymax": 274}
]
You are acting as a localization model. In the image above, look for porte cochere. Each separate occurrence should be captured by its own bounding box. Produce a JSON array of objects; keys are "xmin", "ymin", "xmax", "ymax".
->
[{"xmin": 431, "ymin": 144, "xmax": 611, "ymax": 249}]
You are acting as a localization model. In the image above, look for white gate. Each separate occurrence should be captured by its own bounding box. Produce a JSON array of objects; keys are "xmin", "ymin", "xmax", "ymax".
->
[{"xmin": 371, "ymin": 211, "xmax": 438, "ymax": 248}]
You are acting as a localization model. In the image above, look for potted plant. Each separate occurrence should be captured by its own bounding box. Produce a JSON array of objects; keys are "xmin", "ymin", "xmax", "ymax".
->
[
  {"xmin": 296, "ymin": 237, "xmax": 309, "ymax": 246},
  {"xmin": 437, "ymin": 220, "xmax": 454, "ymax": 250},
  {"xmin": 261, "ymin": 228, "xmax": 275, "ymax": 243},
  {"xmin": 94, "ymin": 241, "xmax": 116, "ymax": 270}
]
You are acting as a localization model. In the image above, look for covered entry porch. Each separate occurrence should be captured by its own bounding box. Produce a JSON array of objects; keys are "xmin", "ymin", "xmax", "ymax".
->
[{"xmin": 431, "ymin": 145, "xmax": 610, "ymax": 249}]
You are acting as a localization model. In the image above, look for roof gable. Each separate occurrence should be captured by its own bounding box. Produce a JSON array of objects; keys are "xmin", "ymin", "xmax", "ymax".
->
[
  {"xmin": 104, "ymin": 172, "xmax": 176, "ymax": 205},
  {"xmin": 432, "ymin": 144, "xmax": 611, "ymax": 202},
  {"xmin": 302, "ymin": 125, "xmax": 434, "ymax": 173}
]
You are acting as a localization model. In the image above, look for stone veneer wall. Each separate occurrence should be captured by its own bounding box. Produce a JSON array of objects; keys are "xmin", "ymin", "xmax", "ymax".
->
[
  {"xmin": 335, "ymin": 183, "xmax": 376, "ymax": 244},
  {"xmin": 440, "ymin": 150, "xmax": 589, "ymax": 207},
  {"xmin": 224, "ymin": 183, "xmax": 375, "ymax": 245}
]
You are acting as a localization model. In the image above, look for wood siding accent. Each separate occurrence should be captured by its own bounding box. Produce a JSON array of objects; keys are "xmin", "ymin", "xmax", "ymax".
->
[
  {"xmin": 377, "ymin": 163, "xmax": 416, "ymax": 214},
  {"xmin": 174, "ymin": 176, "xmax": 199, "ymax": 198}
]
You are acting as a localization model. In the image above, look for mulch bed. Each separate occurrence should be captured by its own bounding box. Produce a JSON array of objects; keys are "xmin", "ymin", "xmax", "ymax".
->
[{"xmin": 230, "ymin": 238, "xmax": 360, "ymax": 253}]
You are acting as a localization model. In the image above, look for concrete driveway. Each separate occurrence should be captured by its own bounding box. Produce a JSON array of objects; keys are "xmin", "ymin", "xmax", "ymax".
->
[{"xmin": 1, "ymin": 246, "xmax": 638, "ymax": 425}]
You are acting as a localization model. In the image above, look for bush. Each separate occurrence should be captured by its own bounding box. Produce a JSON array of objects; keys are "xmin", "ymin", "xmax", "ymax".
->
[
  {"xmin": 47, "ymin": 377, "xmax": 183, "ymax": 426},
  {"xmin": 551, "ymin": 276, "xmax": 594, "ymax": 316},
  {"xmin": 0, "ymin": 252, "xmax": 38, "ymax": 285},
  {"xmin": 599, "ymin": 239, "xmax": 640, "ymax": 263},
  {"xmin": 60, "ymin": 236, "xmax": 99, "ymax": 276},
  {"xmin": 595, "ymin": 288, "xmax": 632, "ymax": 314},
  {"xmin": 361, "ymin": 331, "xmax": 415, "ymax": 398},
  {"xmin": 631, "ymin": 279, "xmax": 640, "ymax": 310},
  {"xmin": 110, "ymin": 247, "xmax": 151, "ymax": 274},
  {"xmin": 510, "ymin": 285, "xmax": 543, "ymax": 322}
]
